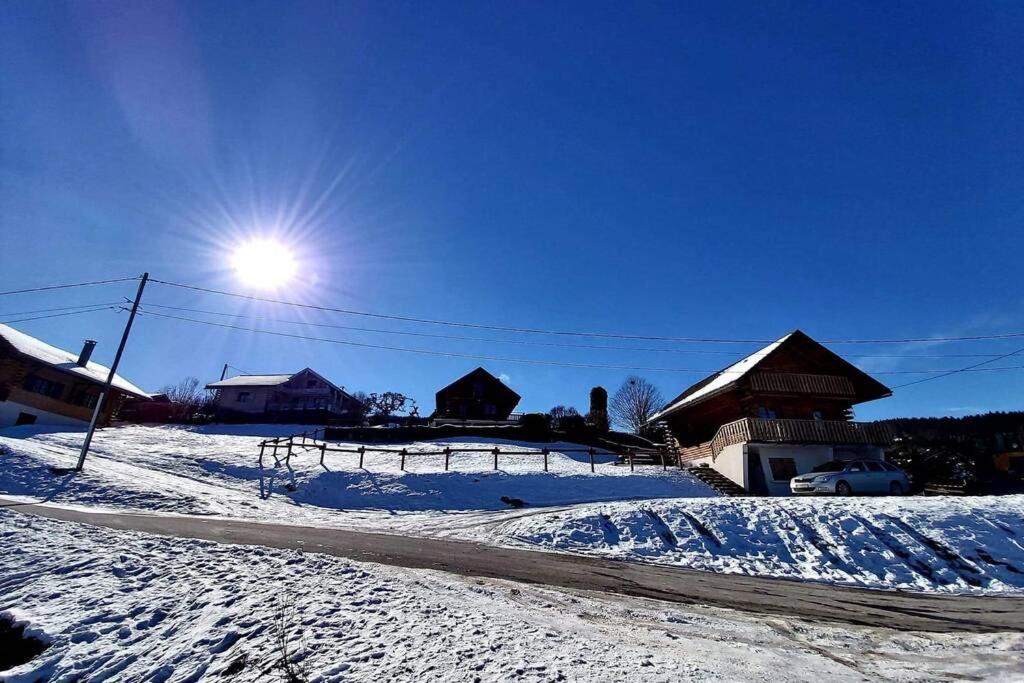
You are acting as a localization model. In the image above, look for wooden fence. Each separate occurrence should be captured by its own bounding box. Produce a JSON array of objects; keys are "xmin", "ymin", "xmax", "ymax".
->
[{"xmin": 257, "ymin": 428, "xmax": 676, "ymax": 474}]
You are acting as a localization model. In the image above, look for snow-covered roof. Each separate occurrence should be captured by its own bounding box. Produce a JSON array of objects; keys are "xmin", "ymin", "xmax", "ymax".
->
[
  {"xmin": 648, "ymin": 333, "xmax": 794, "ymax": 423},
  {"xmin": 206, "ymin": 374, "xmax": 294, "ymax": 388},
  {"xmin": 0, "ymin": 323, "xmax": 148, "ymax": 398}
]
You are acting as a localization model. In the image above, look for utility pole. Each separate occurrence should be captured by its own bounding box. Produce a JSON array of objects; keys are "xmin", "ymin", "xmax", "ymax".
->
[
  {"xmin": 220, "ymin": 363, "xmax": 229, "ymax": 381},
  {"xmin": 76, "ymin": 272, "xmax": 149, "ymax": 471}
]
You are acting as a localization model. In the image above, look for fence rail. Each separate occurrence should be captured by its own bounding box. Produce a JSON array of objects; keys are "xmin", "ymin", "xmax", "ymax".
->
[{"xmin": 257, "ymin": 428, "xmax": 675, "ymax": 474}]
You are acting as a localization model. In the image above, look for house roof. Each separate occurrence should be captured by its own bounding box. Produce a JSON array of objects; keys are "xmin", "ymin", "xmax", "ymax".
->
[
  {"xmin": 0, "ymin": 323, "xmax": 148, "ymax": 398},
  {"xmin": 206, "ymin": 374, "xmax": 294, "ymax": 388},
  {"xmin": 436, "ymin": 367, "xmax": 521, "ymax": 400},
  {"xmin": 205, "ymin": 368, "xmax": 361, "ymax": 403},
  {"xmin": 648, "ymin": 330, "xmax": 891, "ymax": 423}
]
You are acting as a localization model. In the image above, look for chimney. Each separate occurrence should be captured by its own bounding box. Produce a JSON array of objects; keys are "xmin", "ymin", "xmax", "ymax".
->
[{"xmin": 77, "ymin": 340, "xmax": 97, "ymax": 367}]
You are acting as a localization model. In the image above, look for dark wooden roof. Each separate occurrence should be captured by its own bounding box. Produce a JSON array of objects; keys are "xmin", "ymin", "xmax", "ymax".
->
[
  {"xmin": 650, "ymin": 330, "xmax": 891, "ymax": 422},
  {"xmin": 435, "ymin": 367, "xmax": 521, "ymax": 402}
]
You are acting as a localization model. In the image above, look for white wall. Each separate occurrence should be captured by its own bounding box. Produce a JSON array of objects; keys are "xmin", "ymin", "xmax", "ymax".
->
[
  {"xmin": 0, "ymin": 400, "xmax": 89, "ymax": 428},
  {"xmin": 709, "ymin": 443, "xmax": 885, "ymax": 496},
  {"xmin": 752, "ymin": 444, "xmax": 834, "ymax": 496},
  {"xmin": 712, "ymin": 443, "xmax": 748, "ymax": 489},
  {"xmin": 215, "ymin": 387, "xmax": 271, "ymax": 414}
]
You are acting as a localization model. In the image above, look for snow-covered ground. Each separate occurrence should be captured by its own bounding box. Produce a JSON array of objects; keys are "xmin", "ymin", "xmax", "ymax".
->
[
  {"xmin": 3, "ymin": 510, "xmax": 1022, "ymax": 683},
  {"xmin": 485, "ymin": 495, "xmax": 1024, "ymax": 594},
  {"xmin": 2, "ymin": 424, "xmax": 1023, "ymax": 595},
  {"xmin": 0, "ymin": 424, "xmax": 714, "ymax": 532}
]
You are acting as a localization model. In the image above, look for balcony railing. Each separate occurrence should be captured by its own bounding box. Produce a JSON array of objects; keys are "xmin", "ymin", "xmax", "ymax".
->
[{"xmin": 704, "ymin": 417, "xmax": 893, "ymax": 461}]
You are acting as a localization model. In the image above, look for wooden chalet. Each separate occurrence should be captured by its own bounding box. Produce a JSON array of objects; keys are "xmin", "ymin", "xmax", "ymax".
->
[
  {"xmin": 649, "ymin": 330, "xmax": 893, "ymax": 494},
  {"xmin": 432, "ymin": 367, "xmax": 521, "ymax": 421},
  {"xmin": 0, "ymin": 323, "xmax": 148, "ymax": 428}
]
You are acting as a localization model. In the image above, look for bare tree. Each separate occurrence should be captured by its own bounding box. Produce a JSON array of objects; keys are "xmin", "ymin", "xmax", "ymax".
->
[
  {"xmin": 547, "ymin": 405, "xmax": 579, "ymax": 428},
  {"xmin": 609, "ymin": 376, "xmax": 664, "ymax": 434},
  {"xmin": 365, "ymin": 391, "xmax": 416, "ymax": 417},
  {"xmin": 158, "ymin": 377, "xmax": 211, "ymax": 421}
]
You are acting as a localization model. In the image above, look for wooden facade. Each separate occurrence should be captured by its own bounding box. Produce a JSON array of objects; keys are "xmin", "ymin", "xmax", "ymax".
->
[
  {"xmin": 433, "ymin": 367, "xmax": 521, "ymax": 421},
  {"xmin": 0, "ymin": 331, "xmax": 146, "ymax": 427},
  {"xmin": 655, "ymin": 330, "xmax": 893, "ymax": 451}
]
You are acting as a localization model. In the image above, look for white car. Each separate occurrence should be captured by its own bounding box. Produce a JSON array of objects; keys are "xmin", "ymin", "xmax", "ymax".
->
[{"xmin": 790, "ymin": 460, "xmax": 910, "ymax": 496}]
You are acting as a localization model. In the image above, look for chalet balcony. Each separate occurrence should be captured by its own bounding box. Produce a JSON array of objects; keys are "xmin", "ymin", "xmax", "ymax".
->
[{"xmin": 678, "ymin": 417, "xmax": 893, "ymax": 462}]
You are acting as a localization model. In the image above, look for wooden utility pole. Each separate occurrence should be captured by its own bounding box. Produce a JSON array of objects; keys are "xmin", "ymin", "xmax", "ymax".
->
[
  {"xmin": 76, "ymin": 273, "xmax": 148, "ymax": 471},
  {"xmin": 220, "ymin": 363, "xmax": 229, "ymax": 381}
]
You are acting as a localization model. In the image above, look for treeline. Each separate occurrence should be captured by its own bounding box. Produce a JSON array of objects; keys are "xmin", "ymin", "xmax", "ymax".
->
[{"xmin": 881, "ymin": 411, "xmax": 1024, "ymax": 448}]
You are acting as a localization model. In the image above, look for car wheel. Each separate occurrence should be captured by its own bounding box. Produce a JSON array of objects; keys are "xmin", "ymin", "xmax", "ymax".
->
[
  {"xmin": 889, "ymin": 481, "xmax": 904, "ymax": 496},
  {"xmin": 835, "ymin": 480, "xmax": 852, "ymax": 496}
]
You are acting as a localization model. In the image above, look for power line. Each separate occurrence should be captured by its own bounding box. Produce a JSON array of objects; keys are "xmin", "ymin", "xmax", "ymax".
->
[
  {"xmin": 891, "ymin": 346, "xmax": 1024, "ymax": 389},
  {"xmin": 0, "ymin": 306, "xmax": 120, "ymax": 325},
  {"xmin": 140, "ymin": 301, "xmax": 1015, "ymax": 360},
  {"xmin": 135, "ymin": 307, "xmax": 1024, "ymax": 377},
  {"xmin": 0, "ymin": 276, "xmax": 140, "ymax": 297},
  {"xmin": 0, "ymin": 302, "xmax": 122, "ymax": 318},
  {"xmin": 149, "ymin": 278, "xmax": 1024, "ymax": 345}
]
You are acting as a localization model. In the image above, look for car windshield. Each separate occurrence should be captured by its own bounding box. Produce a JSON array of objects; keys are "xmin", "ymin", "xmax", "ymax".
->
[{"xmin": 811, "ymin": 461, "xmax": 848, "ymax": 473}]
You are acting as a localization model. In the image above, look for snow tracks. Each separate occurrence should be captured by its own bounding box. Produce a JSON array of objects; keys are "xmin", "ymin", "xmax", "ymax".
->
[{"xmin": 501, "ymin": 495, "xmax": 1024, "ymax": 593}]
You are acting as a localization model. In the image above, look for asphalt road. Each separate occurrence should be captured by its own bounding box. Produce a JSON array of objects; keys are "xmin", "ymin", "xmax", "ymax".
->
[{"xmin": 5, "ymin": 497, "xmax": 1022, "ymax": 634}]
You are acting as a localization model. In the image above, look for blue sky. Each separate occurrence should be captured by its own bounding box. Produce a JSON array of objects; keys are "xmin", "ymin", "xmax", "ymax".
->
[{"xmin": 1, "ymin": 1, "xmax": 1022, "ymax": 420}]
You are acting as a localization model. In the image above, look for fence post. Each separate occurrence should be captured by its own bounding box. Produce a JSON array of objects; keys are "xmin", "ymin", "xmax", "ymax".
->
[
  {"xmin": 272, "ymin": 441, "xmax": 281, "ymax": 467},
  {"xmin": 302, "ymin": 431, "xmax": 307, "ymax": 446},
  {"xmin": 286, "ymin": 437, "xmax": 293, "ymax": 468},
  {"xmin": 258, "ymin": 442, "xmax": 266, "ymax": 469},
  {"xmin": 493, "ymin": 447, "xmax": 499, "ymax": 471},
  {"xmin": 444, "ymin": 447, "xmax": 451, "ymax": 471},
  {"xmin": 542, "ymin": 448, "xmax": 549, "ymax": 472},
  {"xmin": 588, "ymin": 448, "xmax": 595, "ymax": 473},
  {"xmin": 358, "ymin": 446, "xmax": 365, "ymax": 469},
  {"xmin": 400, "ymin": 448, "xmax": 407, "ymax": 471},
  {"xmin": 659, "ymin": 447, "xmax": 666, "ymax": 471},
  {"xmin": 319, "ymin": 443, "xmax": 326, "ymax": 466},
  {"xmin": 628, "ymin": 448, "xmax": 634, "ymax": 472}
]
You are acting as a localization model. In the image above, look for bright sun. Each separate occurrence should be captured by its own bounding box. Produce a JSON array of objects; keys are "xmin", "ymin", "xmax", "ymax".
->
[{"xmin": 231, "ymin": 238, "xmax": 298, "ymax": 289}]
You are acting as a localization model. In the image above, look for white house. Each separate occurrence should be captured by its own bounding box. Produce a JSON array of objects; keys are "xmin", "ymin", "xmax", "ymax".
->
[{"xmin": 205, "ymin": 368, "xmax": 363, "ymax": 422}]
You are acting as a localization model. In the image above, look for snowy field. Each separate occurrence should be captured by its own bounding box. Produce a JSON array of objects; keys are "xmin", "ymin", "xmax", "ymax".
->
[
  {"xmin": 486, "ymin": 495, "xmax": 1024, "ymax": 594},
  {"xmin": 0, "ymin": 424, "xmax": 713, "ymax": 532},
  {"xmin": 3, "ymin": 511, "xmax": 1022, "ymax": 683},
  {"xmin": 2, "ymin": 424, "xmax": 1023, "ymax": 595}
]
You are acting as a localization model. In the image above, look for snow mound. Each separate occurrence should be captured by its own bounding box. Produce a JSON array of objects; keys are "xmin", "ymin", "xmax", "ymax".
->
[{"xmin": 495, "ymin": 495, "xmax": 1024, "ymax": 594}]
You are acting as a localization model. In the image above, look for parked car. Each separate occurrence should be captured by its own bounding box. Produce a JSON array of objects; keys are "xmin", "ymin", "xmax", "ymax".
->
[{"xmin": 790, "ymin": 460, "xmax": 910, "ymax": 496}]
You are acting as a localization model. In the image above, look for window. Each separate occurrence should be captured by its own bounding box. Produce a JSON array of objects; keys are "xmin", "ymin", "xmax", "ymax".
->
[
  {"xmin": 307, "ymin": 379, "xmax": 318, "ymax": 388},
  {"xmin": 812, "ymin": 410, "xmax": 823, "ymax": 421},
  {"xmin": 23, "ymin": 376, "xmax": 65, "ymax": 400},
  {"xmin": 768, "ymin": 457, "xmax": 797, "ymax": 481},
  {"xmin": 757, "ymin": 407, "xmax": 777, "ymax": 419},
  {"xmin": 484, "ymin": 403, "xmax": 497, "ymax": 416},
  {"xmin": 15, "ymin": 412, "xmax": 37, "ymax": 426},
  {"xmin": 68, "ymin": 388, "xmax": 98, "ymax": 409},
  {"xmin": 848, "ymin": 462, "xmax": 865, "ymax": 472},
  {"xmin": 881, "ymin": 462, "xmax": 900, "ymax": 472},
  {"xmin": 237, "ymin": 391, "xmax": 251, "ymax": 403},
  {"xmin": 865, "ymin": 462, "xmax": 884, "ymax": 472}
]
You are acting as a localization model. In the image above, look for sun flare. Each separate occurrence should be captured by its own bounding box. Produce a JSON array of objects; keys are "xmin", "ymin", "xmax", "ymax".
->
[{"xmin": 230, "ymin": 238, "xmax": 298, "ymax": 289}]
